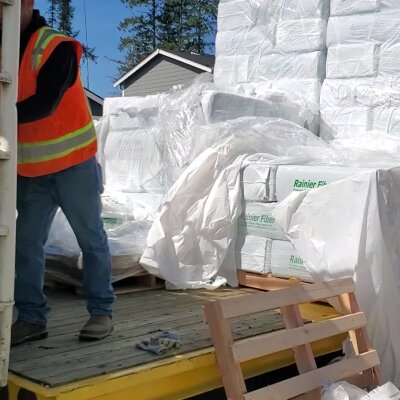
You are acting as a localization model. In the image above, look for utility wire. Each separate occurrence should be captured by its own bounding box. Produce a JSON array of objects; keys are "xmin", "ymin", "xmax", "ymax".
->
[{"xmin": 83, "ymin": 0, "xmax": 90, "ymax": 89}]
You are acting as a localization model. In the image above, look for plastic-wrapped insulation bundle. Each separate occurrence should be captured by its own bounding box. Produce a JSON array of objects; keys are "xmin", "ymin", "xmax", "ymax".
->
[
  {"xmin": 45, "ymin": 190, "xmax": 163, "ymax": 273},
  {"xmin": 152, "ymin": 74, "xmax": 312, "ymax": 187},
  {"xmin": 96, "ymin": 93, "xmax": 166, "ymax": 193},
  {"xmin": 140, "ymin": 115, "xmax": 400, "ymax": 385},
  {"xmin": 320, "ymin": 4, "xmax": 400, "ymax": 140},
  {"xmin": 214, "ymin": 0, "xmax": 330, "ymax": 134},
  {"xmin": 49, "ymin": 74, "xmax": 315, "ymax": 274}
]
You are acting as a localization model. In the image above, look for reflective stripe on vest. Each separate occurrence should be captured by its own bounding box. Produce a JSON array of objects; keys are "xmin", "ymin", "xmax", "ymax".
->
[
  {"xmin": 18, "ymin": 121, "xmax": 97, "ymax": 164},
  {"xmin": 31, "ymin": 27, "xmax": 65, "ymax": 70}
]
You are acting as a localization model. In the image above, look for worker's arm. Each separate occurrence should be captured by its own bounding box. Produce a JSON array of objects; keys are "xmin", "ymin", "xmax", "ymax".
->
[{"xmin": 17, "ymin": 42, "xmax": 78, "ymax": 124}]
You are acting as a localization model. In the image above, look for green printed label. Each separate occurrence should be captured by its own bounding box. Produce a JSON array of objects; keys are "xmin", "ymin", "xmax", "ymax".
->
[
  {"xmin": 289, "ymin": 255, "xmax": 304, "ymax": 267},
  {"xmin": 293, "ymin": 179, "xmax": 327, "ymax": 191},
  {"xmin": 102, "ymin": 216, "xmax": 123, "ymax": 228},
  {"xmin": 241, "ymin": 213, "xmax": 276, "ymax": 225},
  {"xmin": 238, "ymin": 204, "xmax": 286, "ymax": 241}
]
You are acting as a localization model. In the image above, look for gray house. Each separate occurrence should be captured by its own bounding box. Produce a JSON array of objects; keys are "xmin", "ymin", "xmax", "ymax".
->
[
  {"xmin": 113, "ymin": 49, "xmax": 215, "ymax": 97},
  {"xmin": 85, "ymin": 88, "xmax": 104, "ymax": 118}
]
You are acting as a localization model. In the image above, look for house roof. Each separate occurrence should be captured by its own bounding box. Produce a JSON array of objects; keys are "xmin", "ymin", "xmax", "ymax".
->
[
  {"xmin": 85, "ymin": 87, "xmax": 104, "ymax": 105},
  {"xmin": 167, "ymin": 51, "xmax": 215, "ymax": 69},
  {"xmin": 113, "ymin": 49, "xmax": 215, "ymax": 88}
]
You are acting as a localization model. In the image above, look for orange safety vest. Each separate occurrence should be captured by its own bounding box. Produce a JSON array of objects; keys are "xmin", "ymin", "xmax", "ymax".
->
[{"xmin": 17, "ymin": 26, "xmax": 97, "ymax": 177}]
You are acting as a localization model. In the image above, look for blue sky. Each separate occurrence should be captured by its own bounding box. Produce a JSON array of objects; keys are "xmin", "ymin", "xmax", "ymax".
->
[{"xmin": 35, "ymin": 0, "xmax": 129, "ymax": 98}]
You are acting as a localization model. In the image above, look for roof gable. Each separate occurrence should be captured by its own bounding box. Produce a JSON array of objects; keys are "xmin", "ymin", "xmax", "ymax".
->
[
  {"xmin": 114, "ymin": 49, "xmax": 214, "ymax": 88},
  {"xmin": 84, "ymin": 88, "xmax": 104, "ymax": 105}
]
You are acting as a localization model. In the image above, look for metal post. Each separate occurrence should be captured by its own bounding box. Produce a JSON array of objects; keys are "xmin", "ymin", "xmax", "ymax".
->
[{"xmin": 0, "ymin": 0, "xmax": 21, "ymax": 387}]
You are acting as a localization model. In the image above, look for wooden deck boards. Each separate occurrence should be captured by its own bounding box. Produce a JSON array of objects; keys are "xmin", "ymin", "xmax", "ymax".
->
[{"xmin": 9, "ymin": 287, "xmax": 285, "ymax": 388}]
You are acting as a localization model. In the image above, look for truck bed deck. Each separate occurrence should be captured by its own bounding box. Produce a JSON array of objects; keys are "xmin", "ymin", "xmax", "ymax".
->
[
  {"xmin": 9, "ymin": 287, "xmax": 284, "ymax": 387},
  {"xmin": 6, "ymin": 287, "xmax": 344, "ymax": 400}
]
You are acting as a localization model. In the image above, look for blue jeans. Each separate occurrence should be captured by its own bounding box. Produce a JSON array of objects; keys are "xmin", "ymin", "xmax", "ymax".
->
[{"xmin": 15, "ymin": 157, "xmax": 114, "ymax": 325}]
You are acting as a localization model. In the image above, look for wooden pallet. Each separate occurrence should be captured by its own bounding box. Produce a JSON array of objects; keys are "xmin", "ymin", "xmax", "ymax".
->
[
  {"xmin": 238, "ymin": 270, "xmax": 310, "ymax": 291},
  {"xmin": 203, "ymin": 278, "xmax": 381, "ymax": 400},
  {"xmin": 237, "ymin": 270, "xmax": 345, "ymax": 311},
  {"xmin": 45, "ymin": 255, "xmax": 164, "ymax": 295}
]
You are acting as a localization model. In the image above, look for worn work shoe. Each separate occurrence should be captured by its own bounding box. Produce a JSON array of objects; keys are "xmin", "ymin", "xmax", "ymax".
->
[
  {"xmin": 79, "ymin": 316, "xmax": 113, "ymax": 341},
  {"xmin": 11, "ymin": 320, "xmax": 48, "ymax": 347}
]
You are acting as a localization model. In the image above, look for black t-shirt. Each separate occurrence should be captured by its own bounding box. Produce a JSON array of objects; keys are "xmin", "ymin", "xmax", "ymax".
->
[{"xmin": 17, "ymin": 10, "xmax": 78, "ymax": 124}]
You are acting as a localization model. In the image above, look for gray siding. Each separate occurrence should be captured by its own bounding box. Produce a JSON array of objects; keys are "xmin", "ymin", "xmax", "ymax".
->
[
  {"xmin": 88, "ymin": 97, "xmax": 103, "ymax": 117},
  {"xmin": 123, "ymin": 55, "xmax": 202, "ymax": 97}
]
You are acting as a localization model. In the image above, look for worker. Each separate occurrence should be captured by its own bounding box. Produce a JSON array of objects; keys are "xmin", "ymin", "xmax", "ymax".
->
[{"xmin": 6, "ymin": 0, "xmax": 115, "ymax": 346}]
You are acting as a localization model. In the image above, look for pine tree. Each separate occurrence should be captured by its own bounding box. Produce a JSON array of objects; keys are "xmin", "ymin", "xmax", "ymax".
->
[
  {"xmin": 46, "ymin": 0, "xmax": 59, "ymax": 28},
  {"xmin": 118, "ymin": 0, "xmax": 163, "ymax": 74},
  {"xmin": 159, "ymin": 0, "xmax": 188, "ymax": 51},
  {"xmin": 57, "ymin": 0, "xmax": 78, "ymax": 37},
  {"xmin": 45, "ymin": 0, "xmax": 97, "ymax": 63},
  {"xmin": 118, "ymin": 0, "xmax": 218, "ymax": 74},
  {"xmin": 185, "ymin": 0, "xmax": 218, "ymax": 54}
]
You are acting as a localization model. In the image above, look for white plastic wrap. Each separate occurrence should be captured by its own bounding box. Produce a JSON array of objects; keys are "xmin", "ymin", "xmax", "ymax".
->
[
  {"xmin": 258, "ymin": 51, "xmax": 326, "ymax": 81},
  {"xmin": 326, "ymin": 43, "xmax": 379, "ymax": 79},
  {"xmin": 331, "ymin": 131, "xmax": 400, "ymax": 158},
  {"xmin": 228, "ymin": 79, "xmax": 322, "ymax": 134},
  {"xmin": 45, "ymin": 190, "xmax": 163, "ymax": 272},
  {"xmin": 97, "ymin": 92, "xmax": 164, "ymax": 193},
  {"xmin": 215, "ymin": 0, "xmax": 329, "ymax": 133},
  {"xmin": 77, "ymin": 220, "xmax": 154, "ymax": 273},
  {"xmin": 235, "ymin": 237, "xmax": 312, "ymax": 281},
  {"xmin": 321, "ymin": 75, "xmax": 400, "ymax": 139},
  {"xmin": 238, "ymin": 202, "xmax": 286, "ymax": 240},
  {"xmin": 201, "ymin": 90, "xmax": 306, "ymax": 127},
  {"xmin": 45, "ymin": 210, "xmax": 80, "ymax": 258},
  {"xmin": 380, "ymin": 43, "xmax": 400, "ymax": 77},
  {"xmin": 101, "ymin": 191, "xmax": 162, "ymax": 228},
  {"xmin": 321, "ymin": 381, "xmax": 368, "ymax": 400},
  {"xmin": 218, "ymin": 0, "xmax": 329, "ymax": 31},
  {"xmin": 152, "ymin": 74, "xmax": 317, "ymax": 187},
  {"xmin": 275, "ymin": 164, "xmax": 371, "ymax": 201},
  {"xmin": 152, "ymin": 75, "xmax": 215, "ymax": 188},
  {"xmin": 330, "ymin": 0, "xmax": 399, "ymax": 17},
  {"xmin": 320, "ymin": 78, "xmax": 400, "ymax": 109},
  {"xmin": 322, "ymin": 12, "xmax": 400, "ymax": 140},
  {"xmin": 241, "ymin": 163, "xmax": 276, "ymax": 202},
  {"xmin": 267, "ymin": 240, "xmax": 313, "ymax": 282},
  {"xmin": 215, "ymin": 27, "xmax": 274, "ymax": 58},
  {"xmin": 107, "ymin": 220, "xmax": 152, "ymax": 259},
  {"xmin": 242, "ymin": 163, "xmax": 371, "ymax": 201},
  {"xmin": 322, "ymin": 6, "xmax": 400, "ymax": 140},
  {"xmin": 322, "ymin": 381, "xmax": 400, "ymax": 399},
  {"xmin": 273, "ymin": 167, "xmax": 400, "ymax": 385},
  {"xmin": 217, "ymin": 0, "xmax": 258, "ymax": 32},
  {"xmin": 275, "ymin": 0, "xmax": 329, "ymax": 19},
  {"xmin": 103, "ymin": 93, "xmax": 166, "ymax": 116},
  {"xmin": 141, "ymin": 114, "xmax": 400, "ymax": 383},
  {"xmin": 100, "ymin": 74, "xmax": 311, "ymax": 193},
  {"xmin": 104, "ymin": 126, "xmax": 163, "ymax": 193},
  {"xmin": 100, "ymin": 74, "xmax": 327, "ymax": 191},
  {"xmin": 371, "ymin": 107, "xmax": 400, "ymax": 136},
  {"xmin": 369, "ymin": 382, "xmax": 400, "ymax": 399},
  {"xmin": 320, "ymin": 107, "xmax": 370, "ymax": 140},
  {"xmin": 276, "ymin": 19, "xmax": 327, "ymax": 53},
  {"xmin": 141, "ymin": 118, "xmax": 325, "ymax": 290},
  {"xmin": 235, "ymin": 235, "xmax": 267, "ymax": 274},
  {"xmin": 100, "ymin": 75, "xmax": 211, "ymax": 193},
  {"xmin": 214, "ymin": 55, "xmax": 250, "ymax": 86},
  {"xmin": 266, "ymin": 0, "xmax": 329, "ymax": 20},
  {"xmin": 214, "ymin": 59, "xmax": 325, "ymax": 126},
  {"xmin": 327, "ymin": 12, "xmax": 400, "ymax": 47},
  {"xmin": 258, "ymin": 79, "xmax": 323, "ymax": 133},
  {"xmin": 325, "ymin": 42, "xmax": 400, "ymax": 80},
  {"xmin": 95, "ymin": 115, "xmax": 110, "ymax": 176}
]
